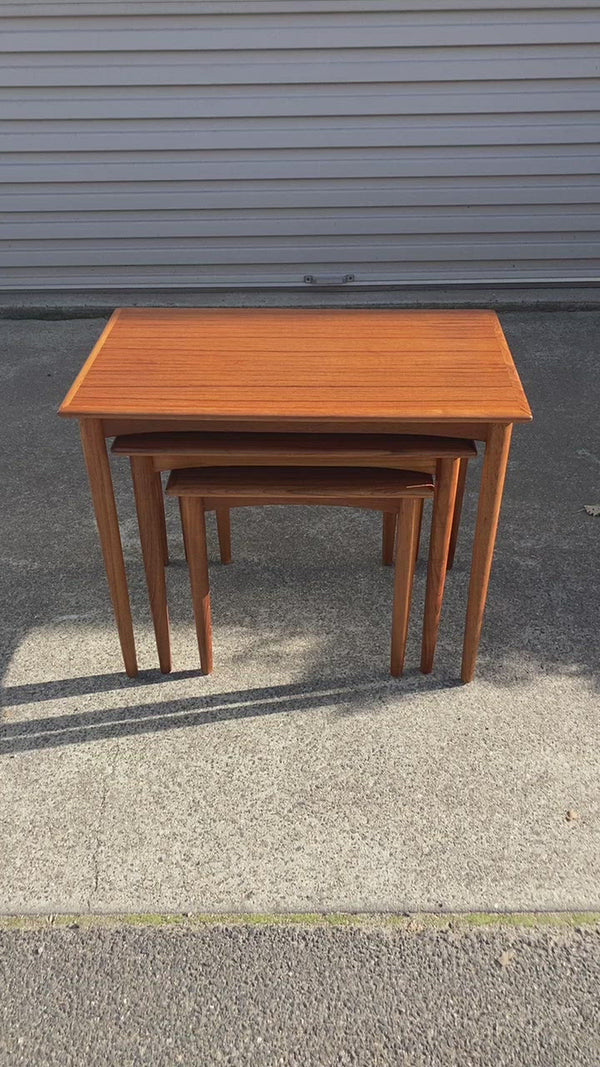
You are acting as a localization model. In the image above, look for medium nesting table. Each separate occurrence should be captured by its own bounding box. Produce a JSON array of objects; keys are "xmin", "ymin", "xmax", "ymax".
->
[{"xmin": 59, "ymin": 307, "xmax": 532, "ymax": 682}]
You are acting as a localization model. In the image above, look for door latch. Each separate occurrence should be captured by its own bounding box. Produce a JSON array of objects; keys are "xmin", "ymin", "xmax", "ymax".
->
[{"xmin": 303, "ymin": 273, "xmax": 355, "ymax": 286}]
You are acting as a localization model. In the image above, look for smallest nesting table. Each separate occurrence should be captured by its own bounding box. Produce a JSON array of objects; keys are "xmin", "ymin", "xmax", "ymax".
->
[{"xmin": 60, "ymin": 307, "xmax": 532, "ymax": 681}]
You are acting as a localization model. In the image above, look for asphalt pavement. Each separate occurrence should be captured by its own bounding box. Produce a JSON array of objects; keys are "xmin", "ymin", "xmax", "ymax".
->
[
  {"xmin": 0, "ymin": 917, "xmax": 593, "ymax": 1067},
  {"xmin": 1, "ymin": 920, "xmax": 599, "ymax": 1066}
]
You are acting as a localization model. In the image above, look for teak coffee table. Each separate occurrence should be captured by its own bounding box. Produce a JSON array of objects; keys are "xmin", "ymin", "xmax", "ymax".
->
[{"xmin": 59, "ymin": 307, "xmax": 532, "ymax": 682}]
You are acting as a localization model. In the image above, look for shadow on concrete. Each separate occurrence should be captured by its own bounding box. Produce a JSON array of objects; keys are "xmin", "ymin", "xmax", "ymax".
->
[
  {"xmin": 1, "ymin": 311, "xmax": 600, "ymax": 754},
  {"xmin": 0, "ymin": 673, "xmax": 466, "ymax": 755},
  {"xmin": 2, "ymin": 669, "xmax": 201, "ymax": 707}
]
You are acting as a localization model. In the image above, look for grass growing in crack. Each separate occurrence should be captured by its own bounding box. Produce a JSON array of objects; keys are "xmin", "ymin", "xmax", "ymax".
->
[{"xmin": 1, "ymin": 912, "xmax": 600, "ymax": 932}]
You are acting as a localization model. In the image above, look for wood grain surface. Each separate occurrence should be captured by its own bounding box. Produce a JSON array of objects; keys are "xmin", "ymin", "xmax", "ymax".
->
[
  {"xmin": 111, "ymin": 431, "xmax": 478, "ymax": 463},
  {"xmin": 60, "ymin": 308, "xmax": 532, "ymax": 423},
  {"xmin": 165, "ymin": 466, "xmax": 435, "ymax": 500}
]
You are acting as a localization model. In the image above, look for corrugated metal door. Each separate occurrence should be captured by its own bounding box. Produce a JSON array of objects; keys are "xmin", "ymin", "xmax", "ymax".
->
[{"xmin": 1, "ymin": 0, "xmax": 599, "ymax": 289}]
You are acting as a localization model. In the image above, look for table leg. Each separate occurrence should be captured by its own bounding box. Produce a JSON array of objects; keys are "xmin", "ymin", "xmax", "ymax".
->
[
  {"xmin": 80, "ymin": 419, "xmax": 138, "ymax": 677},
  {"xmin": 178, "ymin": 497, "xmax": 189, "ymax": 561},
  {"xmin": 181, "ymin": 497, "xmax": 214, "ymax": 675},
  {"xmin": 216, "ymin": 507, "xmax": 232, "ymax": 564},
  {"xmin": 390, "ymin": 499, "xmax": 420, "ymax": 677},
  {"xmin": 153, "ymin": 470, "xmax": 169, "ymax": 566},
  {"xmin": 461, "ymin": 423, "xmax": 513, "ymax": 683},
  {"xmin": 131, "ymin": 456, "xmax": 172, "ymax": 674},
  {"xmin": 382, "ymin": 512, "xmax": 396, "ymax": 565},
  {"xmin": 447, "ymin": 456, "xmax": 468, "ymax": 570},
  {"xmin": 414, "ymin": 497, "xmax": 424, "ymax": 566},
  {"xmin": 421, "ymin": 457, "xmax": 459, "ymax": 674}
]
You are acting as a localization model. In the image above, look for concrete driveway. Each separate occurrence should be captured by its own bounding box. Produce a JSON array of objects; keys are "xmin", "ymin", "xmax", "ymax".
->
[{"xmin": 0, "ymin": 310, "xmax": 598, "ymax": 915}]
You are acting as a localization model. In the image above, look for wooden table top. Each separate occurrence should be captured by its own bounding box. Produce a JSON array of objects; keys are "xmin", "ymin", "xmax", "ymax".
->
[{"xmin": 60, "ymin": 307, "xmax": 532, "ymax": 424}]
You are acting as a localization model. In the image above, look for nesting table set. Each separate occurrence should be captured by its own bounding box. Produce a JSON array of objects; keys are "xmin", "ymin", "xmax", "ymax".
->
[{"xmin": 59, "ymin": 308, "xmax": 532, "ymax": 682}]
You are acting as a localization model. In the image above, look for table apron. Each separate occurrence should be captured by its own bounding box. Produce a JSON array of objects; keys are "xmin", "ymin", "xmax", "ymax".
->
[{"xmin": 100, "ymin": 417, "xmax": 499, "ymax": 442}]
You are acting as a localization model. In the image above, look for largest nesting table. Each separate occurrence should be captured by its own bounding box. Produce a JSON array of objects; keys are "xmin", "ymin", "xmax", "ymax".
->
[{"xmin": 59, "ymin": 307, "xmax": 532, "ymax": 682}]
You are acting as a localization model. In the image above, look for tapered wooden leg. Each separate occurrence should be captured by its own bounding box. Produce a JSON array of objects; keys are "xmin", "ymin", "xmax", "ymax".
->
[
  {"xmin": 382, "ymin": 512, "xmax": 396, "ymax": 565},
  {"xmin": 153, "ymin": 470, "xmax": 169, "ymax": 566},
  {"xmin": 179, "ymin": 498, "xmax": 188, "ymax": 561},
  {"xmin": 462, "ymin": 424, "xmax": 513, "ymax": 683},
  {"xmin": 390, "ymin": 499, "xmax": 419, "ymax": 677},
  {"xmin": 130, "ymin": 456, "xmax": 172, "ymax": 673},
  {"xmin": 414, "ymin": 497, "xmax": 424, "ymax": 566},
  {"xmin": 216, "ymin": 507, "xmax": 232, "ymax": 564},
  {"xmin": 80, "ymin": 419, "xmax": 138, "ymax": 677},
  {"xmin": 421, "ymin": 458, "xmax": 460, "ymax": 674},
  {"xmin": 181, "ymin": 497, "xmax": 213, "ymax": 674},
  {"xmin": 447, "ymin": 457, "xmax": 468, "ymax": 570}
]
